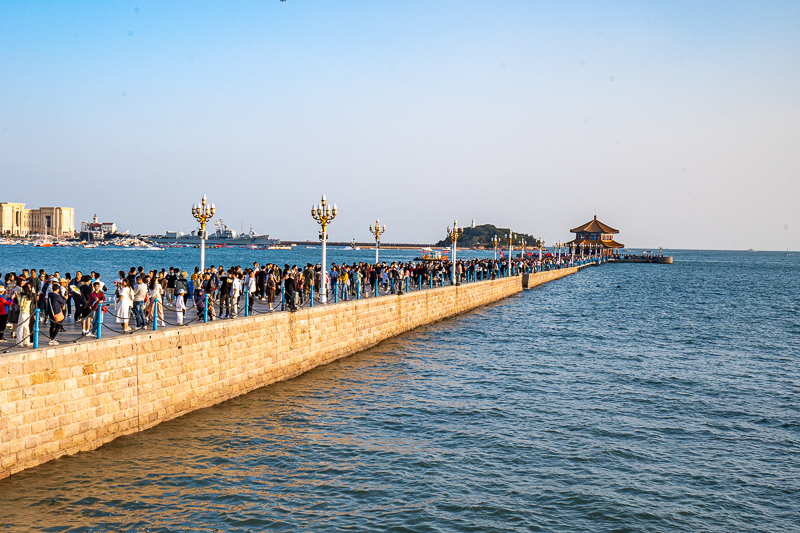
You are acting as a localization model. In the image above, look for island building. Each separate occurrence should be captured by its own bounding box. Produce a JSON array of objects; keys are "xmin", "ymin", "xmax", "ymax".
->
[
  {"xmin": 568, "ymin": 215, "xmax": 624, "ymax": 257},
  {"xmin": 79, "ymin": 214, "xmax": 117, "ymax": 241},
  {"xmin": 0, "ymin": 202, "xmax": 74, "ymax": 237}
]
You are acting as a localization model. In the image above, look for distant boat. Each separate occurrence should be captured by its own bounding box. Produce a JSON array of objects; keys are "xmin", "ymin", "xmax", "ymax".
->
[
  {"xmin": 343, "ymin": 238, "xmax": 360, "ymax": 251},
  {"xmin": 746, "ymin": 249, "xmax": 758, "ymax": 252}
]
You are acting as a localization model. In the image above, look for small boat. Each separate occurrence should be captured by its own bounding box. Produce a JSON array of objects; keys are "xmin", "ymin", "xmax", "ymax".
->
[
  {"xmin": 343, "ymin": 238, "xmax": 360, "ymax": 251},
  {"xmin": 414, "ymin": 248, "xmax": 448, "ymax": 262}
]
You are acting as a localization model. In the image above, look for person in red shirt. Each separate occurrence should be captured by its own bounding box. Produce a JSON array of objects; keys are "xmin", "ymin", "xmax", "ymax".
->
[
  {"xmin": 0, "ymin": 285, "xmax": 13, "ymax": 341},
  {"xmin": 88, "ymin": 281, "xmax": 105, "ymax": 337}
]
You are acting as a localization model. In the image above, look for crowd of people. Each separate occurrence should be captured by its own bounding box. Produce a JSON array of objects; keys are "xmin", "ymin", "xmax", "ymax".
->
[{"xmin": 0, "ymin": 254, "xmax": 586, "ymax": 349}]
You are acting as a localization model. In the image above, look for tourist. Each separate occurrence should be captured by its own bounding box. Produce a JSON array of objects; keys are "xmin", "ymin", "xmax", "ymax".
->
[
  {"xmin": 175, "ymin": 289, "xmax": 186, "ymax": 325},
  {"xmin": 231, "ymin": 272, "xmax": 241, "ymax": 317},
  {"xmin": 246, "ymin": 269, "xmax": 256, "ymax": 314},
  {"xmin": 0, "ymin": 285, "xmax": 12, "ymax": 341},
  {"xmin": 15, "ymin": 281, "xmax": 35, "ymax": 347},
  {"xmin": 116, "ymin": 279, "xmax": 134, "ymax": 332},
  {"xmin": 266, "ymin": 268, "xmax": 277, "ymax": 310},
  {"xmin": 218, "ymin": 269, "xmax": 231, "ymax": 318},
  {"xmin": 89, "ymin": 281, "xmax": 105, "ymax": 337},
  {"xmin": 165, "ymin": 267, "xmax": 177, "ymax": 304},
  {"xmin": 284, "ymin": 268, "xmax": 297, "ymax": 311},
  {"xmin": 146, "ymin": 276, "xmax": 165, "ymax": 327},
  {"xmin": 132, "ymin": 275, "xmax": 147, "ymax": 328},
  {"xmin": 46, "ymin": 280, "xmax": 66, "ymax": 345},
  {"xmin": 78, "ymin": 275, "xmax": 93, "ymax": 335},
  {"xmin": 176, "ymin": 271, "xmax": 189, "ymax": 302}
]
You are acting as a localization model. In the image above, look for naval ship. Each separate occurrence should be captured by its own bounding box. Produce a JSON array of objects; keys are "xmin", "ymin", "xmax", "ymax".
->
[{"xmin": 150, "ymin": 219, "xmax": 280, "ymax": 246}]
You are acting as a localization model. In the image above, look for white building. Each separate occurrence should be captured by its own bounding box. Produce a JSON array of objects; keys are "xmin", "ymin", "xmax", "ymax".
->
[{"xmin": 80, "ymin": 214, "xmax": 117, "ymax": 239}]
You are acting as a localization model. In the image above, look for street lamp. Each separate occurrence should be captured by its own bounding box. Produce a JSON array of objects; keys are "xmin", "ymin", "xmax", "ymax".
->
[
  {"xmin": 506, "ymin": 232, "xmax": 514, "ymax": 276},
  {"xmin": 369, "ymin": 219, "xmax": 386, "ymax": 264},
  {"xmin": 311, "ymin": 195, "xmax": 337, "ymax": 304},
  {"xmin": 191, "ymin": 195, "xmax": 215, "ymax": 272},
  {"xmin": 492, "ymin": 235, "xmax": 500, "ymax": 261},
  {"xmin": 538, "ymin": 236, "xmax": 544, "ymax": 261},
  {"xmin": 446, "ymin": 220, "xmax": 464, "ymax": 284}
]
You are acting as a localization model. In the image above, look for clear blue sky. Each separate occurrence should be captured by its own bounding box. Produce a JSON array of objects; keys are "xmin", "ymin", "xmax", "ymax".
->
[{"xmin": 1, "ymin": 1, "xmax": 798, "ymax": 249}]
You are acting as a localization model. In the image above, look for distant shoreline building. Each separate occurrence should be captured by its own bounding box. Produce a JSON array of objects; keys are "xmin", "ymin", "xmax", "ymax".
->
[
  {"xmin": 568, "ymin": 215, "xmax": 624, "ymax": 257},
  {"xmin": 80, "ymin": 214, "xmax": 117, "ymax": 241},
  {"xmin": 0, "ymin": 202, "xmax": 74, "ymax": 237}
]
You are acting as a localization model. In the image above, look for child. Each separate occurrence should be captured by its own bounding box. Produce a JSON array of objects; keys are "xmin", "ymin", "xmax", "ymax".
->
[
  {"xmin": 88, "ymin": 281, "xmax": 105, "ymax": 337},
  {"xmin": 175, "ymin": 289, "xmax": 187, "ymax": 325}
]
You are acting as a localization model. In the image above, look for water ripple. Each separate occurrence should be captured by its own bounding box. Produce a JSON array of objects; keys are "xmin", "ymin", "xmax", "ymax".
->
[{"xmin": 0, "ymin": 251, "xmax": 798, "ymax": 531}]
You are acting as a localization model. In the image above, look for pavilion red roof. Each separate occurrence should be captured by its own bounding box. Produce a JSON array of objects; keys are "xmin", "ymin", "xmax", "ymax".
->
[
  {"xmin": 567, "ymin": 237, "xmax": 625, "ymax": 249},
  {"xmin": 570, "ymin": 215, "xmax": 619, "ymax": 234}
]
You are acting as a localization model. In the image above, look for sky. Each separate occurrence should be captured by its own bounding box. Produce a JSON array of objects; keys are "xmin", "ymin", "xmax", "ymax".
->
[{"xmin": 1, "ymin": 0, "xmax": 798, "ymax": 250}]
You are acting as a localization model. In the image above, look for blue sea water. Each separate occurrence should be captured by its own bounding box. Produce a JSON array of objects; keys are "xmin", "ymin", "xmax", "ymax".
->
[{"xmin": 0, "ymin": 249, "xmax": 798, "ymax": 532}]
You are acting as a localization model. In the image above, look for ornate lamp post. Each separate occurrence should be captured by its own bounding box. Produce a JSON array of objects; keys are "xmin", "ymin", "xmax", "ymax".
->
[
  {"xmin": 538, "ymin": 236, "xmax": 544, "ymax": 261},
  {"xmin": 369, "ymin": 219, "xmax": 386, "ymax": 264},
  {"xmin": 492, "ymin": 235, "xmax": 500, "ymax": 261},
  {"xmin": 191, "ymin": 195, "xmax": 216, "ymax": 272},
  {"xmin": 506, "ymin": 232, "xmax": 514, "ymax": 276},
  {"xmin": 446, "ymin": 220, "xmax": 464, "ymax": 285},
  {"xmin": 311, "ymin": 195, "xmax": 337, "ymax": 304}
]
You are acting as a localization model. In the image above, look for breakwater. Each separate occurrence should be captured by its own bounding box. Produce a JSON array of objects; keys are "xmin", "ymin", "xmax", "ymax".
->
[{"xmin": 1, "ymin": 268, "xmax": 583, "ymax": 479}]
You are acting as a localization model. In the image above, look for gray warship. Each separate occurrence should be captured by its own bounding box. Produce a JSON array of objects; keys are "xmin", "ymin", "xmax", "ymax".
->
[{"xmin": 151, "ymin": 219, "xmax": 280, "ymax": 246}]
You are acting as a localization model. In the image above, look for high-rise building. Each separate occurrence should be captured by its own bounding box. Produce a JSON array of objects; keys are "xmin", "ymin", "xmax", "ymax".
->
[{"xmin": 0, "ymin": 202, "xmax": 75, "ymax": 237}]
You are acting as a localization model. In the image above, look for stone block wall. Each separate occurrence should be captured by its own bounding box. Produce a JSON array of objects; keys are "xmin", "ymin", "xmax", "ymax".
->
[
  {"xmin": 1, "ymin": 276, "xmax": 528, "ymax": 479},
  {"xmin": 522, "ymin": 266, "xmax": 580, "ymax": 288}
]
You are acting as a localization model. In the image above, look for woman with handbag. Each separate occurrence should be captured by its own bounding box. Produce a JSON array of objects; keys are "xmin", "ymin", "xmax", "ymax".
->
[{"xmin": 47, "ymin": 281, "xmax": 66, "ymax": 345}]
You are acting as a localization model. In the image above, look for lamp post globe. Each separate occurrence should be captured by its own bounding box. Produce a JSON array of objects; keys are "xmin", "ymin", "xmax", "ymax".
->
[
  {"xmin": 446, "ymin": 220, "xmax": 464, "ymax": 284},
  {"xmin": 191, "ymin": 195, "xmax": 216, "ymax": 272},
  {"xmin": 506, "ymin": 232, "xmax": 514, "ymax": 276},
  {"xmin": 311, "ymin": 194, "xmax": 337, "ymax": 304},
  {"xmin": 369, "ymin": 220, "xmax": 386, "ymax": 264}
]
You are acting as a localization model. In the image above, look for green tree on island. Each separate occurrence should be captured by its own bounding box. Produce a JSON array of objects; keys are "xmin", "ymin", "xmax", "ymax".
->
[{"xmin": 434, "ymin": 224, "xmax": 541, "ymax": 249}]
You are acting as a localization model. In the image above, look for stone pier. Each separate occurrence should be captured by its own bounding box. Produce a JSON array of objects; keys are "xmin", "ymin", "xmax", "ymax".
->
[{"xmin": 1, "ymin": 268, "xmax": 586, "ymax": 479}]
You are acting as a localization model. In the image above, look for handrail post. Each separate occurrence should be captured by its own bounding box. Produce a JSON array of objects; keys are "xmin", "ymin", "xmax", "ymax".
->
[
  {"xmin": 33, "ymin": 309, "xmax": 40, "ymax": 348},
  {"xmin": 281, "ymin": 285, "xmax": 285, "ymax": 311},
  {"xmin": 204, "ymin": 294, "xmax": 209, "ymax": 323},
  {"xmin": 153, "ymin": 299, "xmax": 158, "ymax": 331},
  {"xmin": 310, "ymin": 285, "xmax": 314, "ymax": 307},
  {"xmin": 334, "ymin": 281, "xmax": 338, "ymax": 303},
  {"xmin": 97, "ymin": 306, "xmax": 103, "ymax": 340},
  {"xmin": 244, "ymin": 290, "xmax": 249, "ymax": 317}
]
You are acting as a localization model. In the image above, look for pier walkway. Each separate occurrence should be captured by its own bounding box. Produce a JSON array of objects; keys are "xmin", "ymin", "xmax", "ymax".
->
[{"xmin": 2, "ymin": 259, "xmax": 602, "ymax": 356}]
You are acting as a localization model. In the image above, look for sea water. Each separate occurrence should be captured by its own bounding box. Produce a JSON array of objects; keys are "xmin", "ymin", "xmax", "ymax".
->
[{"xmin": 0, "ymin": 249, "xmax": 797, "ymax": 532}]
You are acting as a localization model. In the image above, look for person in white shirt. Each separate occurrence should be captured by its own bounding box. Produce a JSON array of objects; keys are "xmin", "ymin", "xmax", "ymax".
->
[
  {"xmin": 116, "ymin": 279, "xmax": 134, "ymax": 332},
  {"xmin": 231, "ymin": 274, "xmax": 242, "ymax": 317},
  {"xmin": 246, "ymin": 270, "xmax": 256, "ymax": 315},
  {"xmin": 175, "ymin": 289, "xmax": 187, "ymax": 325}
]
